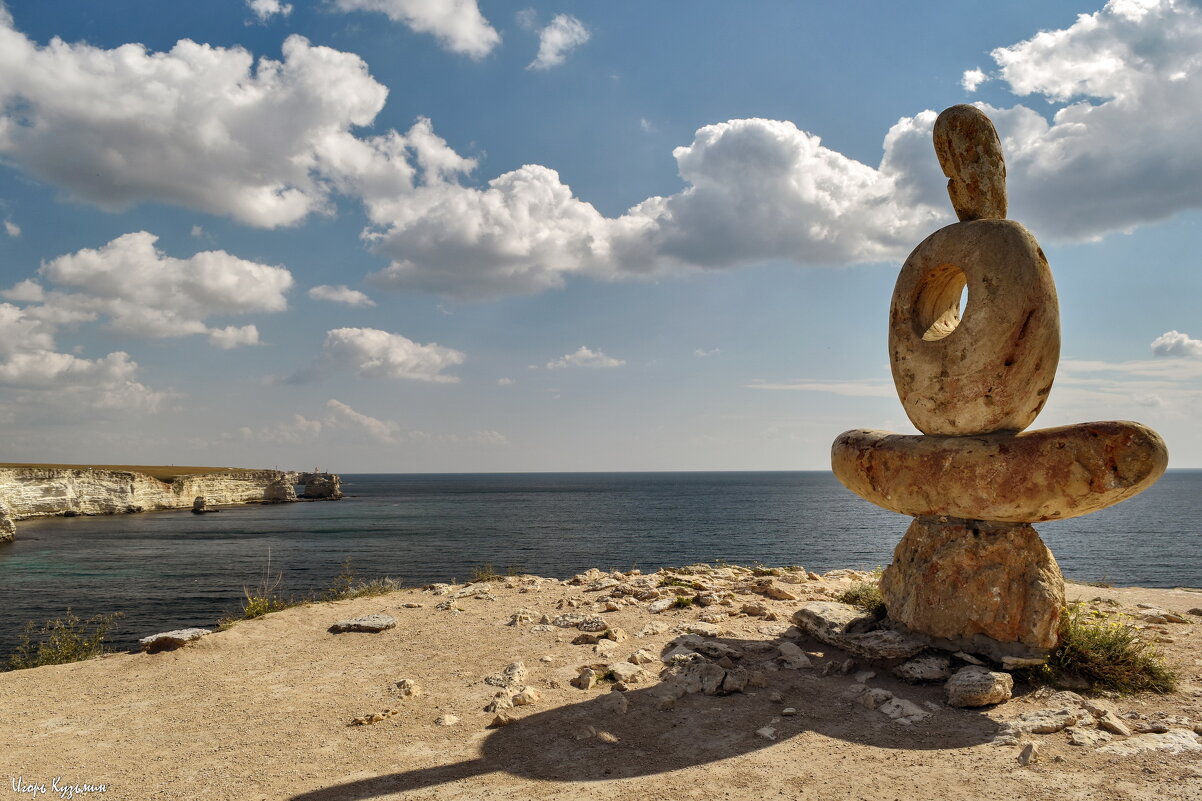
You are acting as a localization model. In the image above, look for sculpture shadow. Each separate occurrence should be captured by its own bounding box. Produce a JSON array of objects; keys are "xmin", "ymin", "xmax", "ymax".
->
[{"xmin": 289, "ymin": 633, "xmax": 1005, "ymax": 801}]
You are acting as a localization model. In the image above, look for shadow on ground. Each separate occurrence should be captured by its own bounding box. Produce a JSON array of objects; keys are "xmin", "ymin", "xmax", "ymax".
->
[{"xmin": 289, "ymin": 633, "xmax": 1003, "ymax": 800}]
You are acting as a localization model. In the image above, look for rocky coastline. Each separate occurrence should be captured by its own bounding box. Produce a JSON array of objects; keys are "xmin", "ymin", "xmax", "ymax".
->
[
  {"xmin": 0, "ymin": 465, "xmax": 342, "ymax": 542},
  {"xmin": 2, "ymin": 562, "xmax": 1199, "ymax": 799}
]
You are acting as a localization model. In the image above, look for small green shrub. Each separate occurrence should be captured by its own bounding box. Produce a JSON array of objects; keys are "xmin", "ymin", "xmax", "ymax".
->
[
  {"xmin": 672, "ymin": 595, "xmax": 695, "ymax": 609},
  {"xmin": 468, "ymin": 560, "xmax": 507, "ymax": 579},
  {"xmin": 837, "ymin": 582, "xmax": 886, "ymax": 615},
  {"xmin": 837, "ymin": 569, "xmax": 886, "ymax": 616},
  {"xmin": 320, "ymin": 558, "xmax": 400, "ymax": 602},
  {"xmin": 1025, "ymin": 603, "xmax": 1178, "ymax": 694},
  {"xmin": 6, "ymin": 610, "xmax": 123, "ymax": 671}
]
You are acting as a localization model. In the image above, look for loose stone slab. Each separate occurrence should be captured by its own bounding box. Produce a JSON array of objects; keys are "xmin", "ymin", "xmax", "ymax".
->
[
  {"xmin": 328, "ymin": 614, "xmax": 396, "ymax": 633},
  {"xmin": 139, "ymin": 628, "xmax": 210, "ymax": 653},
  {"xmin": 880, "ymin": 518, "xmax": 1063, "ymax": 650},
  {"xmin": 831, "ymin": 422, "xmax": 1167, "ymax": 523}
]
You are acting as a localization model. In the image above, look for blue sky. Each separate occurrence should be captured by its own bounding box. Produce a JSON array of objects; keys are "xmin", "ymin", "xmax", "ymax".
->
[{"xmin": 0, "ymin": 0, "xmax": 1199, "ymax": 472}]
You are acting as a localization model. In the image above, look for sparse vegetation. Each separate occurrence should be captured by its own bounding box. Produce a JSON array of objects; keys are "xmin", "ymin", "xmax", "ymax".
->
[
  {"xmin": 469, "ymin": 564, "xmax": 522, "ymax": 583},
  {"xmin": 5, "ymin": 610, "xmax": 123, "ymax": 671},
  {"xmin": 219, "ymin": 552, "xmax": 402, "ymax": 629},
  {"xmin": 672, "ymin": 595, "xmax": 695, "ymax": 609},
  {"xmin": 1023, "ymin": 603, "xmax": 1178, "ymax": 694},
  {"xmin": 319, "ymin": 558, "xmax": 400, "ymax": 602},
  {"xmin": 837, "ymin": 568, "xmax": 886, "ymax": 616},
  {"xmin": 658, "ymin": 575, "xmax": 703, "ymax": 591}
]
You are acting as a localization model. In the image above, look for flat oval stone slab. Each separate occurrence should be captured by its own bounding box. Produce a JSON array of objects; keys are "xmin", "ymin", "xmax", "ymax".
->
[
  {"xmin": 328, "ymin": 614, "xmax": 396, "ymax": 633},
  {"xmin": 832, "ymin": 421, "xmax": 1167, "ymax": 522},
  {"xmin": 889, "ymin": 219, "xmax": 1059, "ymax": 436},
  {"xmin": 139, "ymin": 628, "xmax": 210, "ymax": 653}
]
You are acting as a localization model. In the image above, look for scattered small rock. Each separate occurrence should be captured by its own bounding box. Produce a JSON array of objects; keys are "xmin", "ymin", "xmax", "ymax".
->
[
  {"xmin": 599, "ymin": 691, "xmax": 629, "ymax": 714},
  {"xmin": 755, "ymin": 726, "xmax": 777, "ymax": 741},
  {"xmin": 629, "ymin": 649, "xmax": 657, "ymax": 665},
  {"xmin": 328, "ymin": 614, "xmax": 396, "ymax": 634},
  {"xmin": 489, "ymin": 713, "xmax": 517, "ymax": 728},
  {"xmin": 1067, "ymin": 726, "xmax": 1112, "ymax": 746},
  {"xmin": 435, "ymin": 714, "xmax": 459, "ymax": 727},
  {"xmin": 572, "ymin": 668, "xmax": 598, "ymax": 690},
  {"xmin": 648, "ymin": 599, "xmax": 674, "ymax": 614},
  {"xmin": 138, "ymin": 628, "xmax": 210, "ymax": 653},
  {"xmin": 894, "ymin": 655, "xmax": 951, "ymax": 683},
  {"xmin": 1096, "ymin": 710, "xmax": 1133, "ymax": 736},
  {"xmin": 393, "ymin": 679, "xmax": 421, "ymax": 697},
  {"xmin": 945, "ymin": 666, "xmax": 1013, "ymax": 708},
  {"xmin": 484, "ymin": 661, "xmax": 528, "ymax": 688},
  {"xmin": 400, "ymin": 602, "xmax": 424, "ymax": 609},
  {"xmin": 596, "ymin": 730, "xmax": 620, "ymax": 744},
  {"xmin": 1017, "ymin": 742, "xmax": 1039, "ymax": 766},
  {"xmin": 1098, "ymin": 730, "xmax": 1202, "ymax": 755},
  {"xmin": 781, "ymin": 707, "xmax": 797, "ymax": 716},
  {"xmin": 512, "ymin": 686, "xmax": 540, "ymax": 706},
  {"xmin": 777, "ymin": 642, "xmax": 812, "ymax": 669},
  {"xmin": 508, "ymin": 609, "xmax": 539, "ymax": 625},
  {"xmin": 608, "ymin": 662, "xmax": 647, "ymax": 686}
]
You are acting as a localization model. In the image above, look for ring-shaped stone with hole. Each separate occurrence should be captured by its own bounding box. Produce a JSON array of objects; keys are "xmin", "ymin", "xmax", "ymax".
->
[{"xmin": 888, "ymin": 218, "xmax": 1060, "ymax": 436}]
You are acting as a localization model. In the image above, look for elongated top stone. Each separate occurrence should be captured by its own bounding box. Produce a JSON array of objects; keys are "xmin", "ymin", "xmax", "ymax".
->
[
  {"xmin": 933, "ymin": 104, "xmax": 1007, "ymax": 221},
  {"xmin": 831, "ymin": 421, "xmax": 1168, "ymax": 523}
]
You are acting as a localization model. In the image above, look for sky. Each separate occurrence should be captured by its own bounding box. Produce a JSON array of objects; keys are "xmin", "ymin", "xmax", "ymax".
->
[{"xmin": 0, "ymin": 0, "xmax": 1200, "ymax": 473}]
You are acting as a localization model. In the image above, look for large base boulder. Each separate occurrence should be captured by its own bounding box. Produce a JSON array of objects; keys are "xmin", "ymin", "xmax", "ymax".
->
[{"xmin": 881, "ymin": 517, "xmax": 1064, "ymax": 654}]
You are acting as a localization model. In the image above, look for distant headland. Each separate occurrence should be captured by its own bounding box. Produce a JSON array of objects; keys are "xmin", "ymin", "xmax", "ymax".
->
[{"xmin": 0, "ymin": 463, "xmax": 342, "ymax": 542}]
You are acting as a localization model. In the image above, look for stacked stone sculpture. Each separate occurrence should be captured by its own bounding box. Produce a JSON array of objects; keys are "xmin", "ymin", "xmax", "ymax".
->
[{"xmin": 831, "ymin": 105, "xmax": 1168, "ymax": 660}]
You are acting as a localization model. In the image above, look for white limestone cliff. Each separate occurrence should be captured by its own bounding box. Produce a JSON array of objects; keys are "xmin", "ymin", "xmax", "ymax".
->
[{"xmin": 0, "ymin": 467, "xmax": 342, "ymax": 541}]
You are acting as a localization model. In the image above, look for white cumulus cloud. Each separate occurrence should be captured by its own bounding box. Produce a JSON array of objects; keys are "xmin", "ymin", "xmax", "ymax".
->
[
  {"xmin": 1151, "ymin": 330, "xmax": 1202, "ymax": 359},
  {"xmin": 546, "ymin": 346, "xmax": 624, "ymax": 369},
  {"xmin": 528, "ymin": 14, "xmax": 590, "ymax": 70},
  {"xmin": 0, "ymin": 21, "xmax": 396, "ymax": 228},
  {"xmin": 308, "ymin": 285, "xmax": 376, "ymax": 307},
  {"xmin": 331, "ymin": 0, "xmax": 500, "ymax": 58},
  {"xmin": 0, "ymin": 303, "xmax": 164, "ymax": 411},
  {"xmin": 961, "ymin": 68, "xmax": 987, "ymax": 92},
  {"xmin": 248, "ymin": 0, "xmax": 292, "ymax": 20},
  {"xmin": 4, "ymin": 220, "xmax": 18, "ymax": 237},
  {"xmin": 323, "ymin": 327, "xmax": 464, "ymax": 382},
  {"xmin": 9, "ymin": 232, "xmax": 292, "ymax": 345},
  {"xmin": 209, "ymin": 325, "xmax": 261, "ymax": 350}
]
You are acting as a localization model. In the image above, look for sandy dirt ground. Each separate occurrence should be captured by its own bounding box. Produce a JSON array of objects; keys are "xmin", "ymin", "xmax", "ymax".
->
[{"xmin": 2, "ymin": 568, "xmax": 1201, "ymax": 801}]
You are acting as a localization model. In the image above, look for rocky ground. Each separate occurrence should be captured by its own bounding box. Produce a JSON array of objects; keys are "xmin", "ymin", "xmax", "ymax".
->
[{"xmin": 2, "ymin": 565, "xmax": 1201, "ymax": 801}]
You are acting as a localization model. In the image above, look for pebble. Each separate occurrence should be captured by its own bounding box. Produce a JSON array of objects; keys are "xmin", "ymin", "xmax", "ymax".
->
[
  {"xmin": 781, "ymin": 707, "xmax": 798, "ymax": 716},
  {"xmin": 435, "ymin": 714, "xmax": 459, "ymax": 727},
  {"xmin": 489, "ymin": 713, "xmax": 517, "ymax": 728},
  {"xmin": 755, "ymin": 726, "xmax": 777, "ymax": 741},
  {"xmin": 1017, "ymin": 742, "xmax": 1039, "ymax": 766},
  {"xmin": 596, "ymin": 731, "xmax": 620, "ymax": 744},
  {"xmin": 512, "ymin": 686, "xmax": 540, "ymax": 706},
  {"xmin": 393, "ymin": 679, "xmax": 421, "ymax": 697},
  {"xmin": 484, "ymin": 661, "xmax": 528, "ymax": 688}
]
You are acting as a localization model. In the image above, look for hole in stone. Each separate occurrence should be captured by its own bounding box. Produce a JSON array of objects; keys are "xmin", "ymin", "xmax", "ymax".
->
[{"xmin": 914, "ymin": 263, "xmax": 968, "ymax": 342}]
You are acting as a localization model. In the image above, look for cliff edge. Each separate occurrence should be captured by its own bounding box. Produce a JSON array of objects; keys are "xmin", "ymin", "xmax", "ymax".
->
[{"xmin": 0, "ymin": 464, "xmax": 341, "ymax": 541}]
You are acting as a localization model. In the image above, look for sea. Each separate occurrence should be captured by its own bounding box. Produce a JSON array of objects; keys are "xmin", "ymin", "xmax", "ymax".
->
[{"xmin": 1, "ymin": 470, "xmax": 1199, "ymax": 657}]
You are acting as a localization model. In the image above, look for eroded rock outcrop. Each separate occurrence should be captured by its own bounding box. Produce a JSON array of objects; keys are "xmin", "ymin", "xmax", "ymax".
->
[{"xmin": 0, "ymin": 465, "xmax": 342, "ymax": 540}]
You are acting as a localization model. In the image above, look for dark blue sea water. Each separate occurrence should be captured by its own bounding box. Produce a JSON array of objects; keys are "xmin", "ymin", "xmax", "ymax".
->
[{"xmin": 1, "ymin": 470, "xmax": 1199, "ymax": 656}]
